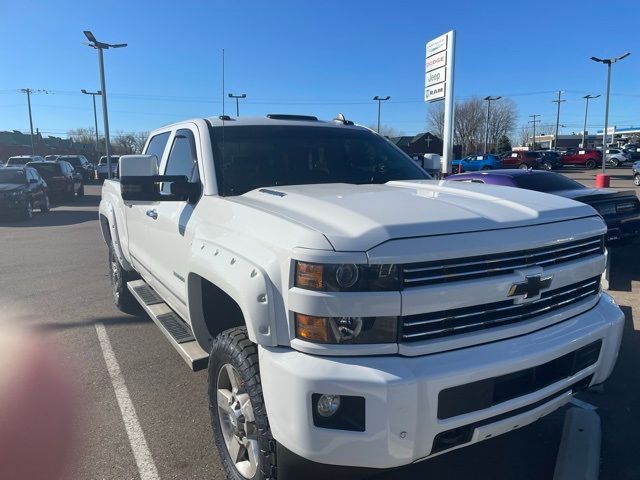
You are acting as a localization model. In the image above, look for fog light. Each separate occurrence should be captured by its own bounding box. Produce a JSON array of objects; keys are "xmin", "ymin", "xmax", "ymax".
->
[{"xmin": 316, "ymin": 394, "xmax": 341, "ymax": 417}]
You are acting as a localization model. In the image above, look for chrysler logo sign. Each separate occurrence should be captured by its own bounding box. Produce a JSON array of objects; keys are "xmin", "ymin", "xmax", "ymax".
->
[{"xmin": 508, "ymin": 274, "xmax": 553, "ymax": 300}]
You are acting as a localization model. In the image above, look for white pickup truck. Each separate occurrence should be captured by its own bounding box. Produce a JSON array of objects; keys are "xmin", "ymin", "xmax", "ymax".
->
[{"xmin": 99, "ymin": 114, "xmax": 624, "ymax": 480}]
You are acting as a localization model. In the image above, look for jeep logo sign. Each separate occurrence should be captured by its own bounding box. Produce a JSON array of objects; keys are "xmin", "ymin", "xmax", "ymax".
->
[{"xmin": 426, "ymin": 66, "xmax": 446, "ymax": 87}]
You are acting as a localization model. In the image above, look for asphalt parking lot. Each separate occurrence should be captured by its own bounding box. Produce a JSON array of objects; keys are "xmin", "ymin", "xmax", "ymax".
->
[{"xmin": 0, "ymin": 167, "xmax": 638, "ymax": 480}]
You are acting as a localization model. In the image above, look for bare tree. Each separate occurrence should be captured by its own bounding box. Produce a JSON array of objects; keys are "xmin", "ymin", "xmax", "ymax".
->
[
  {"xmin": 111, "ymin": 131, "xmax": 149, "ymax": 154},
  {"xmin": 513, "ymin": 122, "xmax": 556, "ymax": 148},
  {"xmin": 67, "ymin": 128, "xmax": 96, "ymax": 145},
  {"xmin": 427, "ymin": 97, "xmax": 518, "ymax": 155},
  {"xmin": 366, "ymin": 124, "xmax": 401, "ymax": 137}
]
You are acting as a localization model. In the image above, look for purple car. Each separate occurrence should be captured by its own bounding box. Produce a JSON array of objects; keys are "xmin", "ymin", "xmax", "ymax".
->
[{"xmin": 447, "ymin": 169, "xmax": 640, "ymax": 245}]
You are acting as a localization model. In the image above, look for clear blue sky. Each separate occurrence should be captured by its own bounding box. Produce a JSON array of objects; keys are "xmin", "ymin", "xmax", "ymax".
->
[{"xmin": 1, "ymin": 0, "xmax": 639, "ymax": 138}]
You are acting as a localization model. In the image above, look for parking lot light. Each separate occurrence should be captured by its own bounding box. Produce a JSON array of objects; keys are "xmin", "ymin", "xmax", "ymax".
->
[
  {"xmin": 373, "ymin": 96, "xmax": 391, "ymax": 134},
  {"xmin": 591, "ymin": 53, "xmax": 630, "ymax": 175},
  {"xmin": 84, "ymin": 31, "xmax": 127, "ymax": 179},
  {"xmin": 581, "ymin": 95, "xmax": 600, "ymax": 148},
  {"xmin": 81, "ymin": 89, "xmax": 102, "ymax": 156},
  {"xmin": 483, "ymin": 96, "xmax": 501, "ymax": 154}
]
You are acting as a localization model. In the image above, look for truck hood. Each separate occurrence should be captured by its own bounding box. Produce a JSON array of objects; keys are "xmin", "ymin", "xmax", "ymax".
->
[{"xmin": 232, "ymin": 181, "xmax": 598, "ymax": 251}]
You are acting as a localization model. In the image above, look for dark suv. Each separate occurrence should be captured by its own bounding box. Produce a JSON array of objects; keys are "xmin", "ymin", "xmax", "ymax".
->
[
  {"xmin": 502, "ymin": 151, "xmax": 542, "ymax": 169},
  {"xmin": 28, "ymin": 161, "xmax": 84, "ymax": 200},
  {"xmin": 536, "ymin": 150, "xmax": 564, "ymax": 170},
  {"xmin": 0, "ymin": 167, "xmax": 50, "ymax": 219},
  {"xmin": 56, "ymin": 155, "xmax": 95, "ymax": 183}
]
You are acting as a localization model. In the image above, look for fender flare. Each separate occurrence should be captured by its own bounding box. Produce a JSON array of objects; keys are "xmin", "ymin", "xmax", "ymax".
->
[
  {"xmin": 187, "ymin": 239, "xmax": 278, "ymax": 350},
  {"xmin": 100, "ymin": 201, "xmax": 134, "ymax": 272}
]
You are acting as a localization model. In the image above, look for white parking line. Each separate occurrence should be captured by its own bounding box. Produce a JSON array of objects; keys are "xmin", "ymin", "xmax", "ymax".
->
[{"xmin": 95, "ymin": 322, "xmax": 160, "ymax": 480}]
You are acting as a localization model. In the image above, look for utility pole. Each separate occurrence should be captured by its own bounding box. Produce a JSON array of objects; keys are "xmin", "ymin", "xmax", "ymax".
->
[
  {"xmin": 81, "ymin": 89, "xmax": 102, "ymax": 156},
  {"xmin": 591, "ymin": 52, "xmax": 630, "ymax": 175},
  {"xmin": 528, "ymin": 114, "xmax": 541, "ymax": 149},
  {"xmin": 20, "ymin": 88, "xmax": 35, "ymax": 155},
  {"xmin": 84, "ymin": 31, "xmax": 127, "ymax": 179},
  {"xmin": 552, "ymin": 91, "xmax": 566, "ymax": 150},
  {"xmin": 228, "ymin": 93, "xmax": 246, "ymax": 117},
  {"xmin": 581, "ymin": 94, "xmax": 600, "ymax": 148},
  {"xmin": 483, "ymin": 96, "xmax": 502, "ymax": 154},
  {"xmin": 373, "ymin": 96, "xmax": 390, "ymax": 134}
]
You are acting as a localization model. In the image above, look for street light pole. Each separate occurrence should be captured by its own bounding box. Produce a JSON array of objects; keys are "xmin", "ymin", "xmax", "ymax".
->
[
  {"xmin": 228, "ymin": 93, "xmax": 246, "ymax": 117},
  {"xmin": 483, "ymin": 96, "xmax": 501, "ymax": 154},
  {"xmin": 81, "ymin": 89, "xmax": 102, "ymax": 156},
  {"xmin": 591, "ymin": 53, "xmax": 630, "ymax": 175},
  {"xmin": 581, "ymin": 94, "xmax": 600, "ymax": 148},
  {"xmin": 552, "ymin": 90, "xmax": 566, "ymax": 150},
  {"xmin": 373, "ymin": 96, "xmax": 390, "ymax": 134},
  {"xmin": 84, "ymin": 31, "xmax": 127, "ymax": 179}
]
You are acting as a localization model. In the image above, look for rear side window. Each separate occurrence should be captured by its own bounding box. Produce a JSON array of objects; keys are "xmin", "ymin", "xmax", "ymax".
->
[
  {"xmin": 161, "ymin": 129, "xmax": 199, "ymax": 194},
  {"xmin": 31, "ymin": 164, "xmax": 60, "ymax": 178},
  {"xmin": 145, "ymin": 132, "xmax": 171, "ymax": 164}
]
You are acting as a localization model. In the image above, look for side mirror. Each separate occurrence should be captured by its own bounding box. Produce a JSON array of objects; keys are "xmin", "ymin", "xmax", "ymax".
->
[{"xmin": 120, "ymin": 155, "xmax": 200, "ymax": 202}]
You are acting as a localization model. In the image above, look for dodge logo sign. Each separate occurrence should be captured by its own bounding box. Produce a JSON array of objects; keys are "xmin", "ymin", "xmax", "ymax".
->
[{"xmin": 508, "ymin": 274, "xmax": 553, "ymax": 300}]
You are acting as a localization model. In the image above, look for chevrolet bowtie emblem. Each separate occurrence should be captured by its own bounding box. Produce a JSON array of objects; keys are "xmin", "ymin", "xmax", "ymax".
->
[{"xmin": 508, "ymin": 274, "xmax": 553, "ymax": 299}]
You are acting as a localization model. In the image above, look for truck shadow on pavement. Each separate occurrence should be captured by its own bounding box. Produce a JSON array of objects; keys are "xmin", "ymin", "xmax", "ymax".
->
[
  {"xmin": 0, "ymin": 208, "xmax": 97, "ymax": 227},
  {"xmin": 34, "ymin": 313, "xmax": 151, "ymax": 332},
  {"xmin": 609, "ymin": 242, "xmax": 639, "ymax": 292}
]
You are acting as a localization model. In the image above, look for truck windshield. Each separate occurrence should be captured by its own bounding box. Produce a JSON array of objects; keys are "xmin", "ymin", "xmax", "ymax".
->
[{"xmin": 210, "ymin": 125, "xmax": 430, "ymax": 196}]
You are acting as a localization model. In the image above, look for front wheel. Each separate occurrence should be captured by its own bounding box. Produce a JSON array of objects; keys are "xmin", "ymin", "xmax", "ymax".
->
[
  {"xmin": 77, "ymin": 184, "xmax": 85, "ymax": 197},
  {"xmin": 542, "ymin": 162, "xmax": 553, "ymax": 170},
  {"xmin": 209, "ymin": 328, "xmax": 276, "ymax": 480},
  {"xmin": 481, "ymin": 166, "xmax": 491, "ymax": 170},
  {"xmin": 23, "ymin": 200, "xmax": 34, "ymax": 220},
  {"xmin": 585, "ymin": 159, "xmax": 597, "ymax": 169},
  {"xmin": 40, "ymin": 194, "xmax": 50, "ymax": 212},
  {"xmin": 634, "ymin": 174, "xmax": 640, "ymax": 186},
  {"xmin": 610, "ymin": 158, "xmax": 620, "ymax": 167},
  {"xmin": 519, "ymin": 163, "xmax": 529, "ymax": 170}
]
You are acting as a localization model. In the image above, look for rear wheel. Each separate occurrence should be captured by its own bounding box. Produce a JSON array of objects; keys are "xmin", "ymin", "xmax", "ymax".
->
[
  {"xmin": 585, "ymin": 159, "xmax": 597, "ymax": 169},
  {"xmin": 481, "ymin": 166, "xmax": 491, "ymax": 170},
  {"xmin": 542, "ymin": 162, "xmax": 553, "ymax": 170},
  {"xmin": 634, "ymin": 174, "xmax": 640, "ymax": 186},
  {"xmin": 109, "ymin": 244, "xmax": 138, "ymax": 313},
  {"xmin": 519, "ymin": 163, "xmax": 529, "ymax": 170},
  {"xmin": 209, "ymin": 328, "xmax": 276, "ymax": 480},
  {"xmin": 610, "ymin": 158, "xmax": 620, "ymax": 167},
  {"xmin": 40, "ymin": 194, "xmax": 50, "ymax": 212},
  {"xmin": 77, "ymin": 183, "xmax": 85, "ymax": 197}
]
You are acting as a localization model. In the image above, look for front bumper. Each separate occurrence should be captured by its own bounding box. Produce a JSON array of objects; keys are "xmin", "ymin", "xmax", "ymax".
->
[
  {"xmin": 0, "ymin": 196, "xmax": 27, "ymax": 214},
  {"xmin": 260, "ymin": 294, "xmax": 624, "ymax": 469}
]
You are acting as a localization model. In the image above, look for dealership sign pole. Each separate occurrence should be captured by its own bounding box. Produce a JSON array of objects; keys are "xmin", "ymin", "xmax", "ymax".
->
[{"xmin": 425, "ymin": 30, "xmax": 455, "ymax": 175}]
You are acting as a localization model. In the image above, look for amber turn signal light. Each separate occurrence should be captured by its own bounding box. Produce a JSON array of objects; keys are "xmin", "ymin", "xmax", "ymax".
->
[
  {"xmin": 295, "ymin": 262, "xmax": 324, "ymax": 290},
  {"xmin": 295, "ymin": 313, "xmax": 329, "ymax": 343}
]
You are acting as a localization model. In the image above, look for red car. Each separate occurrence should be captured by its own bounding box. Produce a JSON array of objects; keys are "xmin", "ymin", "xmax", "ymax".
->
[
  {"xmin": 561, "ymin": 149, "xmax": 602, "ymax": 169},
  {"xmin": 502, "ymin": 151, "xmax": 542, "ymax": 169}
]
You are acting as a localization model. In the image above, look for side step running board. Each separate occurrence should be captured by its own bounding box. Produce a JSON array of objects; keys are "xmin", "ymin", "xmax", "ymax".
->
[{"xmin": 127, "ymin": 279, "xmax": 209, "ymax": 371}]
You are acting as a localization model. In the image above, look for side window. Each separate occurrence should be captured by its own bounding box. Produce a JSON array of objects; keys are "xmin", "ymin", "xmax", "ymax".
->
[
  {"xmin": 144, "ymin": 132, "xmax": 171, "ymax": 166},
  {"xmin": 161, "ymin": 129, "xmax": 200, "ymax": 194}
]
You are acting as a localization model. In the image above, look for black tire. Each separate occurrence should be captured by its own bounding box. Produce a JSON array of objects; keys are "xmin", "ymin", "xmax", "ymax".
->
[
  {"xmin": 109, "ymin": 244, "xmax": 138, "ymax": 313},
  {"xmin": 77, "ymin": 184, "xmax": 85, "ymax": 197},
  {"xmin": 610, "ymin": 158, "xmax": 620, "ymax": 167},
  {"xmin": 542, "ymin": 161, "xmax": 553, "ymax": 171},
  {"xmin": 585, "ymin": 159, "xmax": 597, "ymax": 169},
  {"xmin": 481, "ymin": 166, "xmax": 491, "ymax": 170},
  {"xmin": 208, "ymin": 327, "xmax": 276, "ymax": 480},
  {"xmin": 40, "ymin": 194, "xmax": 50, "ymax": 212},
  {"xmin": 519, "ymin": 163, "xmax": 529, "ymax": 170},
  {"xmin": 634, "ymin": 174, "xmax": 640, "ymax": 186},
  {"xmin": 23, "ymin": 200, "xmax": 34, "ymax": 220}
]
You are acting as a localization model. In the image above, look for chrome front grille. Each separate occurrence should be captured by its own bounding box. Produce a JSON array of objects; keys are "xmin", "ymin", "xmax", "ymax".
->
[
  {"xmin": 403, "ymin": 236, "xmax": 604, "ymax": 288},
  {"xmin": 401, "ymin": 277, "xmax": 601, "ymax": 342}
]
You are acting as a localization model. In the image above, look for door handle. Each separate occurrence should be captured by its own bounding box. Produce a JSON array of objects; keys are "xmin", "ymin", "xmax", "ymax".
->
[{"xmin": 146, "ymin": 209, "xmax": 158, "ymax": 220}]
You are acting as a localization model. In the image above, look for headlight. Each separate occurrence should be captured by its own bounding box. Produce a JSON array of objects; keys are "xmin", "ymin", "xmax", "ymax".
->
[
  {"xmin": 294, "ymin": 261, "xmax": 401, "ymax": 291},
  {"xmin": 295, "ymin": 313, "xmax": 398, "ymax": 344}
]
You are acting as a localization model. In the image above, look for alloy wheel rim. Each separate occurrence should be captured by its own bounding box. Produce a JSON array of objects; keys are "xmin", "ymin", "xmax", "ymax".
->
[
  {"xmin": 216, "ymin": 363, "xmax": 259, "ymax": 479},
  {"xmin": 27, "ymin": 201, "xmax": 33, "ymax": 218}
]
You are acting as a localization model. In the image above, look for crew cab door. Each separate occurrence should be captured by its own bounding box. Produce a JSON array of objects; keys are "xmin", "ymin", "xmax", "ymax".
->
[
  {"xmin": 124, "ymin": 131, "xmax": 171, "ymax": 279},
  {"xmin": 146, "ymin": 125, "xmax": 203, "ymax": 319}
]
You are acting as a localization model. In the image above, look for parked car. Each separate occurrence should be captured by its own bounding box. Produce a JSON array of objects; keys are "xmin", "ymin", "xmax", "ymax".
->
[
  {"xmin": 95, "ymin": 155, "xmax": 120, "ymax": 182},
  {"xmin": 561, "ymin": 149, "xmax": 602, "ymax": 169},
  {"xmin": 5, "ymin": 155, "xmax": 45, "ymax": 166},
  {"xmin": 28, "ymin": 160, "xmax": 84, "ymax": 200},
  {"xmin": 452, "ymin": 153, "xmax": 501, "ymax": 172},
  {"xmin": 56, "ymin": 155, "xmax": 95, "ymax": 183},
  {"xmin": 502, "ymin": 151, "xmax": 542, "ymax": 169},
  {"xmin": 447, "ymin": 169, "xmax": 640, "ymax": 245},
  {"xmin": 605, "ymin": 148, "xmax": 631, "ymax": 167},
  {"xmin": 633, "ymin": 161, "xmax": 640, "ymax": 186},
  {"xmin": 622, "ymin": 144, "xmax": 640, "ymax": 162},
  {"xmin": 98, "ymin": 115, "xmax": 623, "ymax": 479},
  {"xmin": 0, "ymin": 166, "xmax": 50, "ymax": 219},
  {"xmin": 536, "ymin": 150, "xmax": 564, "ymax": 170}
]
